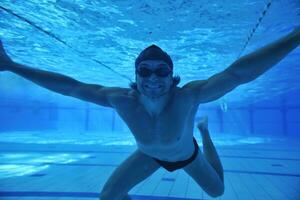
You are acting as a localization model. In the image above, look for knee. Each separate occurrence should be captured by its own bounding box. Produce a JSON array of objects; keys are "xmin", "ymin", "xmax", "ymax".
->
[
  {"xmin": 99, "ymin": 192, "xmax": 106, "ymax": 200},
  {"xmin": 100, "ymin": 190, "xmax": 128, "ymax": 200},
  {"xmin": 209, "ymin": 183, "xmax": 225, "ymax": 198},
  {"xmin": 99, "ymin": 190, "xmax": 115, "ymax": 200}
]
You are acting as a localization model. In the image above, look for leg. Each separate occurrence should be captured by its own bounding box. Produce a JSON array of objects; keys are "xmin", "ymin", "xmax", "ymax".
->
[
  {"xmin": 183, "ymin": 117, "xmax": 224, "ymax": 198},
  {"xmin": 197, "ymin": 116, "xmax": 224, "ymax": 183},
  {"xmin": 99, "ymin": 149, "xmax": 161, "ymax": 200},
  {"xmin": 183, "ymin": 151, "xmax": 224, "ymax": 198}
]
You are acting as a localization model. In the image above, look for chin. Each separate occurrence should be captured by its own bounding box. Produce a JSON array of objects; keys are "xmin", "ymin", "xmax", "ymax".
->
[
  {"xmin": 144, "ymin": 89, "xmax": 169, "ymax": 99},
  {"xmin": 147, "ymin": 93, "xmax": 161, "ymax": 99},
  {"xmin": 137, "ymin": 83, "xmax": 172, "ymax": 99}
]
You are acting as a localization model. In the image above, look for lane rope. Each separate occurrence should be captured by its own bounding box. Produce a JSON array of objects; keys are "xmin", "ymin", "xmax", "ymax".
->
[
  {"xmin": 0, "ymin": 5, "xmax": 133, "ymax": 82},
  {"xmin": 220, "ymin": 0, "xmax": 272, "ymax": 111},
  {"xmin": 0, "ymin": 0, "xmax": 273, "ymax": 83},
  {"xmin": 236, "ymin": 0, "xmax": 273, "ymax": 59}
]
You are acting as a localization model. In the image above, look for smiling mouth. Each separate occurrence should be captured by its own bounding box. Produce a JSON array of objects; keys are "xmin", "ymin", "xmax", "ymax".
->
[{"xmin": 144, "ymin": 84, "xmax": 163, "ymax": 89}]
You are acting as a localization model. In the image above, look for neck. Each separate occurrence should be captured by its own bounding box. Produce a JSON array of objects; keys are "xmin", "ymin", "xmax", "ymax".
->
[
  {"xmin": 139, "ymin": 89, "xmax": 174, "ymax": 117},
  {"xmin": 140, "ymin": 91, "xmax": 170, "ymax": 104}
]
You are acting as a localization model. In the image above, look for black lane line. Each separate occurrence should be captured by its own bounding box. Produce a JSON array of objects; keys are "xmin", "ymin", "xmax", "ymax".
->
[
  {"xmin": 225, "ymin": 169, "xmax": 300, "ymax": 178},
  {"xmin": 0, "ymin": 191, "xmax": 201, "ymax": 200}
]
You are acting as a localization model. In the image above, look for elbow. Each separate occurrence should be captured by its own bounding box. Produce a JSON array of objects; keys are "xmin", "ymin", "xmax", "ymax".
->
[
  {"xmin": 57, "ymin": 86, "xmax": 76, "ymax": 97},
  {"xmin": 239, "ymin": 74, "xmax": 257, "ymax": 84},
  {"xmin": 64, "ymin": 82, "xmax": 83, "ymax": 97},
  {"xmin": 226, "ymin": 69, "xmax": 257, "ymax": 85}
]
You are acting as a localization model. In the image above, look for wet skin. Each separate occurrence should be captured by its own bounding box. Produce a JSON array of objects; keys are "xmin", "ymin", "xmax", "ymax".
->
[
  {"xmin": 112, "ymin": 60, "xmax": 200, "ymax": 161},
  {"xmin": 0, "ymin": 28, "xmax": 299, "ymax": 199}
]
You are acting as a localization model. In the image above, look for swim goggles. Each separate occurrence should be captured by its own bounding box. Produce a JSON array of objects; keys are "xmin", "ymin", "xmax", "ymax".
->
[{"xmin": 136, "ymin": 67, "xmax": 172, "ymax": 77}]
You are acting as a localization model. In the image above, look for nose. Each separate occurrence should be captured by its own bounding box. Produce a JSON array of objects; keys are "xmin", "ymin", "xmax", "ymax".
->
[{"xmin": 148, "ymin": 73, "xmax": 159, "ymax": 81}]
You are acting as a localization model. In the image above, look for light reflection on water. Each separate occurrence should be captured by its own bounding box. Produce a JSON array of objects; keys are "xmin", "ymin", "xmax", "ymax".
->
[
  {"xmin": 0, "ymin": 131, "xmax": 282, "ymax": 146},
  {"xmin": 0, "ymin": 131, "xmax": 287, "ymax": 179},
  {"xmin": 0, "ymin": 153, "xmax": 90, "ymax": 179}
]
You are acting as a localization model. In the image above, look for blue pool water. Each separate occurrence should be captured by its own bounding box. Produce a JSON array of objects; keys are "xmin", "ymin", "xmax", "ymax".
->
[{"xmin": 0, "ymin": 1, "xmax": 300, "ymax": 200}]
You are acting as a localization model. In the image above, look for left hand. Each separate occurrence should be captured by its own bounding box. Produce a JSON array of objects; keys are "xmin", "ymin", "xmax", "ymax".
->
[{"xmin": 0, "ymin": 40, "xmax": 14, "ymax": 71}]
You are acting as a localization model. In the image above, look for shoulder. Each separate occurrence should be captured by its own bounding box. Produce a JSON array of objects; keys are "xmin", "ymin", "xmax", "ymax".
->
[
  {"xmin": 108, "ymin": 87, "xmax": 138, "ymax": 107},
  {"xmin": 105, "ymin": 87, "xmax": 131, "ymax": 96},
  {"xmin": 179, "ymin": 80, "xmax": 208, "ymax": 95},
  {"xmin": 175, "ymin": 80, "xmax": 208, "ymax": 104}
]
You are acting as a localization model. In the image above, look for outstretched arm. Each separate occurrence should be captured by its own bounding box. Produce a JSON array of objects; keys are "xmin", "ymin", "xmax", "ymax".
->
[
  {"xmin": 184, "ymin": 28, "xmax": 300, "ymax": 103},
  {"xmin": 0, "ymin": 40, "xmax": 127, "ymax": 107}
]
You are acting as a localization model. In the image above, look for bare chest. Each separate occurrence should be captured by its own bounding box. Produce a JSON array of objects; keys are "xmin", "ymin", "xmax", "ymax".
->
[{"xmin": 115, "ymin": 94, "xmax": 197, "ymax": 146}]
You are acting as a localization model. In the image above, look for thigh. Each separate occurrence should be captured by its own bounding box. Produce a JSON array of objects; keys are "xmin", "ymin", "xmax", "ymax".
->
[
  {"xmin": 183, "ymin": 151, "xmax": 224, "ymax": 196},
  {"xmin": 101, "ymin": 149, "xmax": 161, "ymax": 196}
]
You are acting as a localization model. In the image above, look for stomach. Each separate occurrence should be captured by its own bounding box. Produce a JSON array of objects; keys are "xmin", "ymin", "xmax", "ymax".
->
[{"xmin": 136, "ymin": 134, "xmax": 195, "ymax": 162}]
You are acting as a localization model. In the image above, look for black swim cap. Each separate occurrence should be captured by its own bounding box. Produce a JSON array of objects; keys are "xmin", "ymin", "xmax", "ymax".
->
[{"xmin": 135, "ymin": 44, "xmax": 173, "ymax": 70}]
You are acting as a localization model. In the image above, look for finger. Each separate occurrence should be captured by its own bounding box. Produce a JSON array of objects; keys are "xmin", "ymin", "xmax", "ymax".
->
[{"xmin": 0, "ymin": 40, "xmax": 7, "ymax": 54}]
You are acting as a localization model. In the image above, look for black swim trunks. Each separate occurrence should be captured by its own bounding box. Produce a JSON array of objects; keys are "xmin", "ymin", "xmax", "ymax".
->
[{"xmin": 153, "ymin": 137, "xmax": 199, "ymax": 172}]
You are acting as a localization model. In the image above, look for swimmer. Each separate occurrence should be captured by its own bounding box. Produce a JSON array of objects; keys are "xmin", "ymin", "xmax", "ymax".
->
[{"xmin": 0, "ymin": 27, "xmax": 299, "ymax": 199}]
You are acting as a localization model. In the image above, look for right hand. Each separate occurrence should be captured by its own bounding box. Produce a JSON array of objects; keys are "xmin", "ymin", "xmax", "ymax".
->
[{"xmin": 0, "ymin": 40, "xmax": 14, "ymax": 71}]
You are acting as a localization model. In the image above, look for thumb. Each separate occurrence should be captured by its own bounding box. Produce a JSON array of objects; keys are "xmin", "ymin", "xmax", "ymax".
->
[
  {"xmin": 0, "ymin": 40, "xmax": 13, "ymax": 63},
  {"xmin": 0, "ymin": 40, "xmax": 5, "ymax": 52}
]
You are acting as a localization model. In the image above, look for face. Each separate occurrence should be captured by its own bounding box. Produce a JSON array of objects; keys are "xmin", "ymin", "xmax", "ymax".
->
[{"xmin": 136, "ymin": 60, "xmax": 173, "ymax": 99}]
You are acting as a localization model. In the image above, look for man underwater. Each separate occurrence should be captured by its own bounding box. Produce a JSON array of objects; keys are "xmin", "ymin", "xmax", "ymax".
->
[{"xmin": 0, "ymin": 27, "xmax": 299, "ymax": 200}]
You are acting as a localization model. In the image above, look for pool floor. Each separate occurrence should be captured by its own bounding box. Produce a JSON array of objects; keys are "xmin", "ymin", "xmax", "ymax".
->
[{"xmin": 0, "ymin": 133, "xmax": 299, "ymax": 200}]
